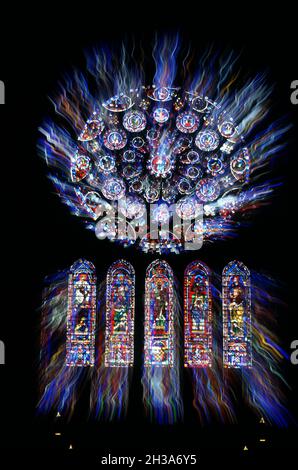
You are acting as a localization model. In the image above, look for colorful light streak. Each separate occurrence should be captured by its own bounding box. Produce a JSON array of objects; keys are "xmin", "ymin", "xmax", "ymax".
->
[
  {"xmin": 37, "ymin": 259, "xmax": 290, "ymax": 426},
  {"xmin": 90, "ymin": 276, "xmax": 132, "ymax": 420},
  {"xmin": 38, "ymin": 266, "xmax": 92, "ymax": 417},
  {"xmin": 38, "ymin": 37, "xmax": 290, "ymax": 253}
]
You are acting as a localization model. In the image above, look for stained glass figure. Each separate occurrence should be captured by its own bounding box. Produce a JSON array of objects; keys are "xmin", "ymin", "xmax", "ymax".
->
[
  {"xmin": 222, "ymin": 261, "xmax": 252, "ymax": 368},
  {"xmin": 66, "ymin": 259, "xmax": 96, "ymax": 366},
  {"xmin": 184, "ymin": 261, "xmax": 212, "ymax": 367},
  {"xmin": 144, "ymin": 260, "xmax": 174, "ymax": 366},
  {"xmin": 105, "ymin": 260, "xmax": 135, "ymax": 367}
]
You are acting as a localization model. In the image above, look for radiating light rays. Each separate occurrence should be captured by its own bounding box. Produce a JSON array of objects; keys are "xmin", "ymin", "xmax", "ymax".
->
[
  {"xmin": 91, "ymin": 261, "xmax": 135, "ymax": 420},
  {"xmin": 242, "ymin": 273, "xmax": 292, "ymax": 426},
  {"xmin": 38, "ymin": 267, "xmax": 91, "ymax": 418},
  {"xmin": 91, "ymin": 302, "xmax": 132, "ymax": 422},
  {"xmin": 142, "ymin": 260, "xmax": 183, "ymax": 423},
  {"xmin": 142, "ymin": 365, "xmax": 183, "ymax": 424},
  {"xmin": 242, "ymin": 332, "xmax": 290, "ymax": 427},
  {"xmin": 187, "ymin": 272, "xmax": 236, "ymax": 424},
  {"xmin": 38, "ymin": 260, "xmax": 133, "ymax": 420},
  {"xmin": 38, "ymin": 259, "xmax": 290, "ymax": 426},
  {"xmin": 187, "ymin": 267, "xmax": 290, "ymax": 426},
  {"xmin": 152, "ymin": 34, "xmax": 179, "ymax": 89},
  {"xmin": 88, "ymin": 275, "xmax": 133, "ymax": 421},
  {"xmin": 191, "ymin": 367, "xmax": 237, "ymax": 425},
  {"xmin": 38, "ymin": 36, "xmax": 290, "ymax": 253}
]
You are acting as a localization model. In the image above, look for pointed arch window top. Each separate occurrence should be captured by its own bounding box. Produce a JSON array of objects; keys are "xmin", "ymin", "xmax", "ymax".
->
[
  {"xmin": 70, "ymin": 258, "xmax": 96, "ymax": 275},
  {"xmin": 185, "ymin": 260, "xmax": 210, "ymax": 277},
  {"xmin": 146, "ymin": 259, "xmax": 174, "ymax": 279},
  {"xmin": 222, "ymin": 260, "xmax": 250, "ymax": 278}
]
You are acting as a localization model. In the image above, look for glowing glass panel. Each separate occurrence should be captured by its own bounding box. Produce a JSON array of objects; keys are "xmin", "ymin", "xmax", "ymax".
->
[
  {"xmin": 105, "ymin": 260, "xmax": 135, "ymax": 366},
  {"xmin": 222, "ymin": 261, "xmax": 252, "ymax": 368},
  {"xmin": 66, "ymin": 259, "xmax": 96, "ymax": 366},
  {"xmin": 184, "ymin": 261, "xmax": 212, "ymax": 367},
  {"xmin": 144, "ymin": 260, "xmax": 174, "ymax": 366}
]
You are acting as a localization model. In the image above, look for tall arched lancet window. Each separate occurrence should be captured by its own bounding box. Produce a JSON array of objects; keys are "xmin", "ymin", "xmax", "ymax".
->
[
  {"xmin": 222, "ymin": 260, "xmax": 252, "ymax": 368},
  {"xmin": 144, "ymin": 260, "xmax": 174, "ymax": 367},
  {"xmin": 184, "ymin": 261, "xmax": 212, "ymax": 367},
  {"xmin": 105, "ymin": 260, "xmax": 135, "ymax": 367},
  {"xmin": 66, "ymin": 259, "xmax": 97, "ymax": 366}
]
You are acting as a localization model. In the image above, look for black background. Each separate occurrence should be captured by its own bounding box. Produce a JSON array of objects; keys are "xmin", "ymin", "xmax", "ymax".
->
[{"xmin": 0, "ymin": 5, "xmax": 297, "ymax": 466}]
